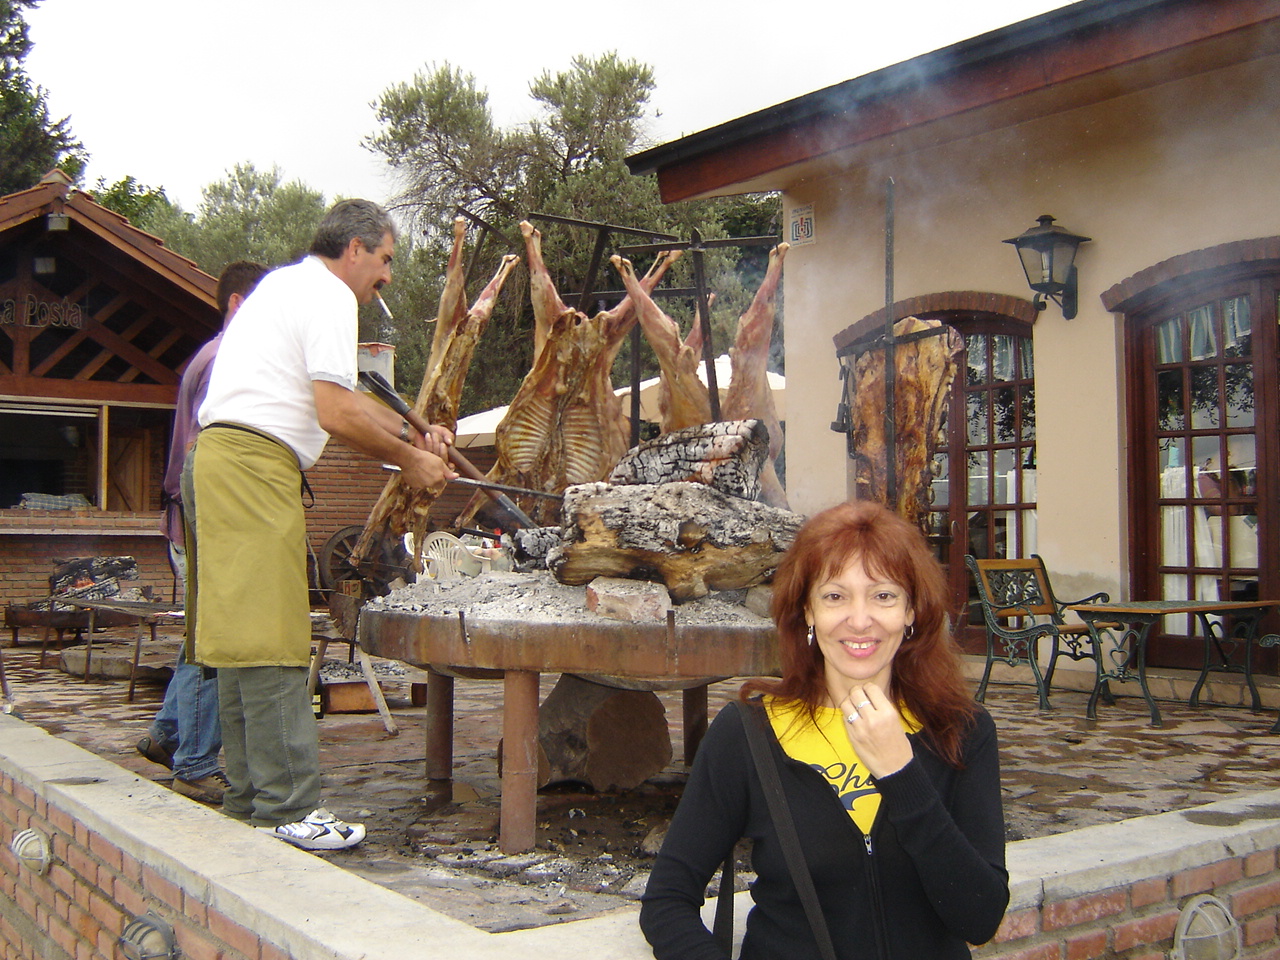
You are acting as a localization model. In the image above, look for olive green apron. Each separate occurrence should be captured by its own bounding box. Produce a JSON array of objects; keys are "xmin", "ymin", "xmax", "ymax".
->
[{"xmin": 185, "ymin": 424, "xmax": 311, "ymax": 668}]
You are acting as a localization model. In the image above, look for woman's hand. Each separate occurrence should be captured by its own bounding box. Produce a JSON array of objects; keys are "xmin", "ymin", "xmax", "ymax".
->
[{"xmin": 839, "ymin": 683, "xmax": 914, "ymax": 779}]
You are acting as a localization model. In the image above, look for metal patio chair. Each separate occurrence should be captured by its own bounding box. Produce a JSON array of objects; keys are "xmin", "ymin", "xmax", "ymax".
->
[{"xmin": 965, "ymin": 554, "xmax": 1113, "ymax": 710}]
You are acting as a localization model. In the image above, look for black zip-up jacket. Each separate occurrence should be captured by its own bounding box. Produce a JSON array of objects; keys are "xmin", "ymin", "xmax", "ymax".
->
[{"xmin": 639, "ymin": 700, "xmax": 1009, "ymax": 960}]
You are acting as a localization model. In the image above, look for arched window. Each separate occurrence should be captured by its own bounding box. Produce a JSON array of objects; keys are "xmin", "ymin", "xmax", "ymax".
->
[{"xmin": 1108, "ymin": 241, "xmax": 1280, "ymax": 668}]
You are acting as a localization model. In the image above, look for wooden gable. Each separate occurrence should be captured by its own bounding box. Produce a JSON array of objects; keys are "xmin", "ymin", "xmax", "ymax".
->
[{"xmin": 0, "ymin": 171, "xmax": 219, "ymax": 407}]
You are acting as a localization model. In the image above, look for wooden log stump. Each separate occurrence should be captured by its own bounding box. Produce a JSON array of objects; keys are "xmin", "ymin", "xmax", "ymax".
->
[{"xmin": 537, "ymin": 674, "xmax": 672, "ymax": 791}]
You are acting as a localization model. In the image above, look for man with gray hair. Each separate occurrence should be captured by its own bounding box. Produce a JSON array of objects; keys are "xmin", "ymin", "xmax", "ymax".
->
[{"xmin": 185, "ymin": 199, "xmax": 456, "ymax": 850}]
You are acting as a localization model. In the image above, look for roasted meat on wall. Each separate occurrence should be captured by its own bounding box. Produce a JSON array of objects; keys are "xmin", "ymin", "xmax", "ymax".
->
[{"xmin": 845, "ymin": 316, "xmax": 963, "ymax": 527}]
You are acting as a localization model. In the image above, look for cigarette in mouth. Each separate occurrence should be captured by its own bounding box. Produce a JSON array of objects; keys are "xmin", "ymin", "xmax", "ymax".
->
[{"xmin": 375, "ymin": 293, "xmax": 394, "ymax": 320}]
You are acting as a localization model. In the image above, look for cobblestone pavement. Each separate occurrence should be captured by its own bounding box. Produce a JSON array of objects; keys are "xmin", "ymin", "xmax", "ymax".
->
[{"xmin": 3, "ymin": 628, "xmax": 1279, "ymax": 932}]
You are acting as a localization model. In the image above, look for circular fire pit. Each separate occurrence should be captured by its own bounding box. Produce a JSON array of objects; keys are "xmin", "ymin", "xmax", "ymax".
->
[{"xmin": 354, "ymin": 572, "xmax": 778, "ymax": 852}]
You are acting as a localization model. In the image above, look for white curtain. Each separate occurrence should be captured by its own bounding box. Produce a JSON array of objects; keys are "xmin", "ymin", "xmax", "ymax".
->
[{"xmin": 1160, "ymin": 463, "xmax": 1217, "ymax": 634}]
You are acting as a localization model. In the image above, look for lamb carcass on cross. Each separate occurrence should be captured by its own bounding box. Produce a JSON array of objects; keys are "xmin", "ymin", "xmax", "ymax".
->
[
  {"xmin": 354, "ymin": 217, "xmax": 520, "ymax": 572},
  {"xmin": 455, "ymin": 221, "xmax": 680, "ymax": 528},
  {"xmin": 609, "ymin": 242, "xmax": 790, "ymax": 508}
]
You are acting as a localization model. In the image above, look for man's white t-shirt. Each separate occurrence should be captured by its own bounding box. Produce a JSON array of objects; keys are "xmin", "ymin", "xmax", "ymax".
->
[{"xmin": 199, "ymin": 256, "xmax": 358, "ymax": 469}]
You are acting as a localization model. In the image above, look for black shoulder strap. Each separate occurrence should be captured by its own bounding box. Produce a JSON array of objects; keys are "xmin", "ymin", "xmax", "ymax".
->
[
  {"xmin": 712, "ymin": 845, "xmax": 735, "ymax": 955},
  {"xmin": 738, "ymin": 699, "xmax": 840, "ymax": 960}
]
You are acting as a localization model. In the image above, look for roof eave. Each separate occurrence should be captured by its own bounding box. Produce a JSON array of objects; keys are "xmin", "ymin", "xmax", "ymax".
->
[{"xmin": 627, "ymin": 0, "xmax": 1280, "ymax": 201}]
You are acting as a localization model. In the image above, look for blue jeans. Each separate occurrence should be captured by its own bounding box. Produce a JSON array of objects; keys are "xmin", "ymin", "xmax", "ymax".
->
[{"xmin": 152, "ymin": 543, "xmax": 222, "ymax": 781}]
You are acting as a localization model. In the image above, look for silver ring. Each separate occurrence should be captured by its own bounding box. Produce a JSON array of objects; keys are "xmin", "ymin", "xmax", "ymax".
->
[
  {"xmin": 854, "ymin": 700, "xmax": 872, "ymax": 710},
  {"xmin": 845, "ymin": 713, "xmax": 858, "ymax": 723}
]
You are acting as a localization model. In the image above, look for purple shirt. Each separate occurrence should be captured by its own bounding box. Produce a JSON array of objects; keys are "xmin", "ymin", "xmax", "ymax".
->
[{"xmin": 160, "ymin": 334, "xmax": 223, "ymax": 545}]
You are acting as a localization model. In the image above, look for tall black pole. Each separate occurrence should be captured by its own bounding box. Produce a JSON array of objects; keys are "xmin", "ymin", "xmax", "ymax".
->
[
  {"xmin": 690, "ymin": 229, "xmax": 721, "ymax": 421},
  {"xmin": 884, "ymin": 179, "xmax": 896, "ymax": 507}
]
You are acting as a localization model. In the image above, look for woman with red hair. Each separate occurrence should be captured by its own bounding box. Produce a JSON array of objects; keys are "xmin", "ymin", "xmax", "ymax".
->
[{"xmin": 640, "ymin": 500, "xmax": 1008, "ymax": 960}]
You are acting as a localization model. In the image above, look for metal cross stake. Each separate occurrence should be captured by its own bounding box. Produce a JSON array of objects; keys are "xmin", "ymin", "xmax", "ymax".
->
[
  {"xmin": 617, "ymin": 229, "xmax": 779, "ymax": 423},
  {"xmin": 526, "ymin": 213, "xmax": 692, "ymax": 447}
]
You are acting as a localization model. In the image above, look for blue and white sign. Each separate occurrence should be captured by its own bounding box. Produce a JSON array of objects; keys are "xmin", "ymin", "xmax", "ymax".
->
[{"xmin": 788, "ymin": 204, "xmax": 816, "ymax": 246}]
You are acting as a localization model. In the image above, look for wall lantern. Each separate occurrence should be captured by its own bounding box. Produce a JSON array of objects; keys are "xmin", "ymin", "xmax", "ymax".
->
[
  {"xmin": 1170, "ymin": 894, "xmax": 1241, "ymax": 960},
  {"xmin": 9, "ymin": 828, "xmax": 51, "ymax": 875},
  {"xmin": 1003, "ymin": 215, "xmax": 1091, "ymax": 319},
  {"xmin": 118, "ymin": 912, "xmax": 178, "ymax": 960},
  {"xmin": 46, "ymin": 212, "xmax": 70, "ymax": 231}
]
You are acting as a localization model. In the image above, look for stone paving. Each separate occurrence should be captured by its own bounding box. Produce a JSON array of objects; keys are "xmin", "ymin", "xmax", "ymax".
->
[{"xmin": 3, "ymin": 625, "xmax": 1279, "ymax": 932}]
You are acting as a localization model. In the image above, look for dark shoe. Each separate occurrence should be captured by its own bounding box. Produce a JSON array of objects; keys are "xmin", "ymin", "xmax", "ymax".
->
[
  {"xmin": 136, "ymin": 735, "xmax": 174, "ymax": 770},
  {"xmin": 171, "ymin": 771, "xmax": 229, "ymax": 805}
]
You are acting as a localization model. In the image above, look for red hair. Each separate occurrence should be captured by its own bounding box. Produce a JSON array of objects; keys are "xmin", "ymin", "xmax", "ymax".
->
[{"xmin": 743, "ymin": 500, "xmax": 976, "ymax": 767}]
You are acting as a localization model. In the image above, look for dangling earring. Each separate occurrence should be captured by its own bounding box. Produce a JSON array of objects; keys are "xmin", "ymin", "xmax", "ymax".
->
[
  {"xmin": 807, "ymin": 624, "xmax": 816, "ymax": 646},
  {"xmin": 903, "ymin": 624, "xmax": 915, "ymax": 641}
]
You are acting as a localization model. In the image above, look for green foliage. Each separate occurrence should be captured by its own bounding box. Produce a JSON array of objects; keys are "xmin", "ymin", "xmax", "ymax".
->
[
  {"xmin": 92, "ymin": 176, "xmax": 170, "ymax": 224},
  {"xmin": 0, "ymin": 0, "xmax": 86, "ymax": 195},
  {"xmin": 138, "ymin": 163, "xmax": 328, "ymax": 277},
  {"xmin": 366, "ymin": 52, "xmax": 782, "ymax": 413},
  {"xmin": 367, "ymin": 64, "xmax": 530, "ymax": 228}
]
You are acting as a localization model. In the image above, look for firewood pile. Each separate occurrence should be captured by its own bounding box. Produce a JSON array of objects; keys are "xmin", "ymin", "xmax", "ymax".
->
[{"xmin": 548, "ymin": 421, "xmax": 802, "ymax": 601}]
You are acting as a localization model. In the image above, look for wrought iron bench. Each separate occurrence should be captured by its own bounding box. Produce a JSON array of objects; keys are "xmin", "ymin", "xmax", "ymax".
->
[
  {"xmin": 1260, "ymin": 634, "xmax": 1280, "ymax": 734},
  {"xmin": 965, "ymin": 554, "xmax": 1113, "ymax": 710}
]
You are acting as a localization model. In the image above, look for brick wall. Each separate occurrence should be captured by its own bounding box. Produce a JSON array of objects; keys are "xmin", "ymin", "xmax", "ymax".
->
[
  {"xmin": 0, "ymin": 769, "xmax": 285, "ymax": 960},
  {"xmin": 0, "ymin": 719, "xmax": 484, "ymax": 960},
  {"xmin": 304, "ymin": 440, "xmax": 392, "ymax": 556},
  {"xmin": 977, "ymin": 850, "xmax": 1280, "ymax": 959}
]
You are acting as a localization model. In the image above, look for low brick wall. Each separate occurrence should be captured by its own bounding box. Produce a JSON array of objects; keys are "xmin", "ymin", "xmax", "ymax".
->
[
  {"xmin": 978, "ymin": 814, "xmax": 1280, "ymax": 959},
  {"xmin": 2, "ymin": 713, "xmax": 1279, "ymax": 960}
]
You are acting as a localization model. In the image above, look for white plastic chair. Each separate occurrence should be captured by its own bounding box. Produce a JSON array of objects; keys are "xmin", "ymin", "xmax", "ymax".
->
[{"xmin": 422, "ymin": 532, "xmax": 480, "ymax": 579}]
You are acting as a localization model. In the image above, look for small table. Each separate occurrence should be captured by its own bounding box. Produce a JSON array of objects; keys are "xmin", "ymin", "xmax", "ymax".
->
[
  {"xmin": 1068, "ymin": 599, "xmax": 1278, "ymax": 727},
  {"xmin": 62, "ymin": 598, "xmax": 184, "ymax": 702}
]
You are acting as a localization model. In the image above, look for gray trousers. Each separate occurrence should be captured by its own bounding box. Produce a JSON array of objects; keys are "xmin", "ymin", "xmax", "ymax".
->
[{"xmin": 217, "ymin": 665, "xmax": 320, "ymax": 826}]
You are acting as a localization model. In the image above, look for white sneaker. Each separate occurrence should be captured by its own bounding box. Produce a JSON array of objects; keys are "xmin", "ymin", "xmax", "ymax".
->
[{"xmin": 257, "ymin": 809, "xmax": 365, "ymax": 851}]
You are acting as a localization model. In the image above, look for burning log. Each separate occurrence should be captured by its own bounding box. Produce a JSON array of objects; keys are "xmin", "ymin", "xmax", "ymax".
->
[
  {"xmin": 549, "ymin": 479, "xmax": 803, "ymax": 602},
  {"xmin": 849, "ymin": 316, "xmax": 963, "ymax": 526},
  {"xmin": 609, "ymin": 419, "xmax": 770, "ymax": 502},
  {"xmin": 354, "ymin": 218, "xmax": 519, "ymax": 576},
  {"xmin": 456, "ymin": 222, "xmax": 680, "ymax": 528}
]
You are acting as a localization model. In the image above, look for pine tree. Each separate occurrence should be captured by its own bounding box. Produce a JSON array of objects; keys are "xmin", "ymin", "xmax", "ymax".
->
[{"xmin": 0, "ymin": 0, "xmax": 86, "ymax": 195}]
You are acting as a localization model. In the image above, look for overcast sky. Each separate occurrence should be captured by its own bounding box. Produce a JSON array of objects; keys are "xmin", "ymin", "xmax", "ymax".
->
[{"xmin": 26, "ymin": 0, "xmax": 1074, "ymax": 212}]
